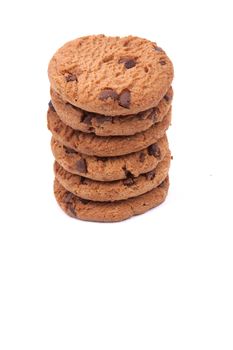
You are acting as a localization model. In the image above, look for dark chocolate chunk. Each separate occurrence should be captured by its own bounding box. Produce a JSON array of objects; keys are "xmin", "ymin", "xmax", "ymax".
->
[
  {"xmin": 158, "ymin": 179, "xmax": 166, "ymax": 188},
  {"xmin": 79, "ymin": 198, "xmax": 90, "ymax": 205},
  {"xmin": 77, "ymin": 159, "xmax": 87, "ymax": 173},
  {"xmin": 164, "ymin": 94, "xmax": 170, "ymax": 102},
  {"xmin": 123, "ymin": 177, "xmax": 134, "ymax": 186},
  {"xmin": 48, "ymin": 100, "xmax": 55, "ymax": 112},
  {"xmin": 96, "ymin": 115, "xmax": 113, "ymax": 124},
  {"xmin": 64, "ymin": 146, "xmax": 77, "ymax": 154},
  {"xmin": 119, "ymin": 89, "xmax": 131, "ymax": 108},
  {"xmin": 138, "ymin": 108, "xmax": 153, "ymax": 120},
  {"xmin": 154, "ymin": 46, "xmax": 164, "ymax": 52},
  {"xmin": 148, "ymin": 144, "xmax": 161, "ymax": 158},
  {"xmin": 63, "ymin": 191, "xmax": 74, "ymax": 203},
  {"xmin": 81, "ymin": 113, "xmax": 93, "ymax": 125},
  {"xmin": 80, "ymin": 177, "xmax": 87, "ymax": 184},
  {"xmin": 67, "ymin": 203, "xmax": 77, "ymax": 217},
  {"xmin": 65, "ymin": 73, "xmax": 77, "ymax": 82},
  {"xmin": 151, "ymin": 107, "xmax": 160, "ymax": 123},
  {"xmin": 125, "ymin": 59, "xmax": 136, "ymax": 69},
  {"xmin": 159, "ymin": 59, "xmax": 166, "ymax": 65},
  {"xmin": 139, "ymin": 152, "xmax": 145, "ymax": 162},
  {"xmin": 154, "ymin": 107, "xmax": 160, "ymax": 115},
  {"xmin": 145, "ymin": 171, "xmax": 155, "ymax": 180},
  {"xmin": 119, "ymin": 58, "xmax": 136, "ymax": 69},
  {"xmin": 99, "ymin": 89, "xmax": 118, "ymax": 101},
  {"xmin": 123, "ymin": 168, "xmax": 134, "ymax": 186}
]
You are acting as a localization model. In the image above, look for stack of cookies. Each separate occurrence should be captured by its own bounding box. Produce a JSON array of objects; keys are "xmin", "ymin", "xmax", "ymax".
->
[{"xmin": 47, "ymin": 35, "xmax": 174, "ymax": 222}]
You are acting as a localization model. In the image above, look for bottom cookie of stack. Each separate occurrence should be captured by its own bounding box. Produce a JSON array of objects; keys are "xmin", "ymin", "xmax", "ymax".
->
[{"xmin": 54, "ymin": 177, "xmax": 169, "ymax": 222}]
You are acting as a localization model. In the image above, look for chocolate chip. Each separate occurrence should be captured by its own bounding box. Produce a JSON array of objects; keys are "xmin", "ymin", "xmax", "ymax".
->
[
  {"xmin": 158, "ymin": 180, "xmax": 166, "ymax": 188},
  {"xmin": 164, "ymin": 94, "xmax": 170, "ymax": 102},
  {"xmin": 125, "ymin": 170, "xmax": 134, "ymax": 178},
  {"xmin": 67, "ymin": 203, "xmax": 77, "ymax": 217},
  {"xmin": 138, "ymin": 109, "xmax": 153, "ymax": 120},
  {"xmin": 125, "ymin": 59, "xmax": 136, "ymax": 69},
  {"xmin": 80, "ymin": 176, "xmax": 87, "ymax": 184},
  {"xmin": 81, "ymin": 113, "xmax": 93, "ymax": 125},
  {"xmin": 159, "ymin": 59, "xmax": 166, "ymax": 65},
  {"xmin": 119, "ymin": 89, "xmax": 131, "ymax": 108},
  {"xmin": 79, "ymin": 198, "xmax": 90, "ymax": 205},
  {"xmin": 77, "ymin": 159, "xmax": 87, "ymax": 173},
  {"xmin": 139, "ymin": 152, "xmax": 145, "ymax": 162},
  {"xmin": 154, "ymin": 46, "xmax": 164, "ymax": 52},
  {"xmin": 123, "ymin": 177, "xmax": 134, "ymax": 186},
  {"xmin": 123, "ymin": 168, "xmax": 134, "ymax": 186},
  {"xmin": 138, "ymin": 113, "xmax": 147, "ymax": 120},
  {"xmin": 171, "ymin": 155, "xmax": 173, "ymax": 160},
  {"xmin": 119, "ymin": 58, "xmax": 136, "ymax": 69},
  {"xmin": 65, "ymin": 73, "xmax": 77, "ymax": 82},
  {"xmin": 151, "ymin": 107, "xmax": 160, "ymax": 122},
  {"xmin": 146, "ymin": 171, "xmax": 155, "ymax": 180},
  {"xmin": 99, "ymin": 89, "xmax": 118, "ymax": 101},
  {"xmin": 48, "ymin": 100, "xmax": 55, "ymax": 112},
  {"xmin": 96, "ymin": 115, "xmax": 113, "ymax": 124},
  {"xmin": 63, "ymin": 146, "xmax": 77, "ymax": 154},
  {"xmin": 63, "ymin": 192, "xmax": 76, "ymax": 216},
  {"xmin": 63, "ymin": 191, "xmax": 74, "ymax": 203},
  {"xmin": 148, "ymin": 144, "xmax": 161, "ymax": 158}
]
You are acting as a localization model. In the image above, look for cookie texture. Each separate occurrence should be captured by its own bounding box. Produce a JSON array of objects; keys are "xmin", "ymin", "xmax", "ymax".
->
[
  {"xmin": 47, "ymin": 107, "xmax": 171, "ymax": 157},
  {"xmin": 50, "ymin": 87, "xmax": 173, "ymax": 136},
  {"xmin": 54, "ymin": 176, "xmax": 169, "ymax": 222},
  {"xmin": 48, "ymin": 35, "xmax": 174, "ymax": 116},
  {"xmin": 51, "ymin": 135, "xmax": 169, "ymax": 181},
  {"xmin": 54, "ymin": 151, "xmax": 170, "ymax": 201}
]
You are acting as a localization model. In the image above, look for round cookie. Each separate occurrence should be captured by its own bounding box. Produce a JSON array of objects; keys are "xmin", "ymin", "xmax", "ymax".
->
[
  {"xmin": 51, "ymin": 135, "xmax": 169, "ymax": 181},
  {"xmin": 50, "ymin": 87, "xmax": 173, "ymax": 136},
  {"xmin": 47, "ymin": 107, "xmax": 171, "ymax": 157},
  {"xmin": 54, "ymin": 176, "xmax": 169, "ymax": 222},
  {"xmin": 54, "ymin": 152, "xmax": 170, "ymax": 201},
  {"xmin": 48, "ymin": 35, "xmax": 174, "ymax": 116}
]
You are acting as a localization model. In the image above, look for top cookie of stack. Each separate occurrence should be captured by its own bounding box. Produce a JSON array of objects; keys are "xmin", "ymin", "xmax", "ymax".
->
[
  {"xmin": 47, "ymin": 35, "xmax": 174, "ymax": 222},
  {"xmin": 48, "ymin": 35, "xmax": 173, "ymax": 116}
]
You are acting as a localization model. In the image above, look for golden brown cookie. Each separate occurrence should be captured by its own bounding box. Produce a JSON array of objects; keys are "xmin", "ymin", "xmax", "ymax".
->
[
  {"xmin": 48, "ymin": 35, "xmax": 174, "ymax": 116},
  {"xmin": 54, "ymin": 151, "xmax": 170, "ymax": 201},
  {"xmin": 50, "ymin": 87, "xmax": 173, "ymax": 136},
  {"xmin": 51, "ymin": 135, "xmax": 169, "ymax": 181},
  {"xmin": 54, "ymin": 176, "xmax": 169, "ymax": 222},
  {"xmin": 47, "ymin": 107, "xmax": 171, "ymax": 157}
]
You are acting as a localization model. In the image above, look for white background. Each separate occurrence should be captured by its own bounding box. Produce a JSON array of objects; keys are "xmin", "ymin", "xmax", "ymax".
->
[{"xmin": 0, "ymin": 0, "xmax": 233, "ymax": 349}]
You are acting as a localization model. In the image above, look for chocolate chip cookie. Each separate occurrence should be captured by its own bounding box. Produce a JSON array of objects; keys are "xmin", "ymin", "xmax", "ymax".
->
[
  {"xmin": 51, "ymin": 135, "xmax": 169, "ymax": 181},
  {"xmin": 48, "ymin": 35, "xmax": 173, "ymax": 116},
  {"xmin": 50, "ymin": 87, "xmax": 173, "ymax": 136},
  {"xmin": 54, "ymin": 151, "xmax": 170, "ymax": 201},
  {"xmin": 47, "ymin": 107, "xmax": 171, "ymax": 157},
  {"xmin": 54, "ymin": 176, "xmax": 169, "ymax": 222}
]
